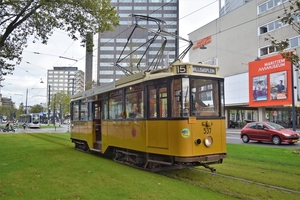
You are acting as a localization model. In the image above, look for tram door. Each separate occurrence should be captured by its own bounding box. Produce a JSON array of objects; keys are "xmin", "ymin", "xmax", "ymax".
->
[{"xmin": 93, "ymin": 101, "xmax": 102, "ymax": 141}]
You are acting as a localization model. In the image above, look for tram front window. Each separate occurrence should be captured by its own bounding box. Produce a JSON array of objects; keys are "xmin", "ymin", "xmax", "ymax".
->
[
  {"xmin": 191, "ymin": 78, "xmax": 219, "ymax": 117},
  {"xmin": 171, "ymin": 77, "xmax": 222, "ymax": 118}
]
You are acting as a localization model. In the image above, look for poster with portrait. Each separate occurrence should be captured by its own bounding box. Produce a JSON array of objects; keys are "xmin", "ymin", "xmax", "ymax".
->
[
  {"xmin": 253, "ymin": 75, "xmax": 267, "ymax": 101},
  {"xmin": 270, "ymin": 71, "xmax": 287, "ymax": 100}
]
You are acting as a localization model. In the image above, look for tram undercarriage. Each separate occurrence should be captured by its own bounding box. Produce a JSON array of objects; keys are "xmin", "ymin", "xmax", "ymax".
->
[
  {"xmin": 71, "ymin": 139, "xmax": 226, "ymax": 172},
  {"xmin": 113, "ymin": 148, "xmax": 225, "ymax": 172}
]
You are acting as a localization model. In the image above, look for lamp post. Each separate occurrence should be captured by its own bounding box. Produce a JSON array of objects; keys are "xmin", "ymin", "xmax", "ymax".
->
[
  {"xmin": 25, "ymin": 89, "xmax": 28, "ymax": 114},
  {"xmin": 48, "ymin": 85, "xmax": 51, "ymax": 125},
  {"xmin": 59, "ymin": 102, "xmax": 62, "ymax": 126},
  {"xmin": 72, "ymin": 78, "xmax": 75, "ymax": 95},
  {"xmin": 291, "ymin": 61, "xmax": 296, "ymax": 131},
  {"xmin": 53, "ymin": 94, "xmax": 56, "ymax": 131}
]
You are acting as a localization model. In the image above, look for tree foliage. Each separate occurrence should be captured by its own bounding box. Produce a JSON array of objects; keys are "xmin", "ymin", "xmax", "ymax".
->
[
  {"xmin": 30, "ymin": 104, "xmax": 44, "ymax": 113},
  {"xmin": 0, "ymin": 0, "xmax": 119, "ymax": 80},
  {"xmin": 266, "ymin": 0, "xmax": 300, "ymax": 70},
  {"xmin": 50, "ymin": 90, "xmax": 71, "ymax": 118},
  {"xmin": 0, "ymin": 105, "xmax": 17, "ymax": 120}
]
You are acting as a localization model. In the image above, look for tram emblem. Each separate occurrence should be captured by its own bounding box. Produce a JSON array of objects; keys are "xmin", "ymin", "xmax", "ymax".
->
[{"xmin": 181, "ymin": 128, "xmax": 190, "ymax": 138}]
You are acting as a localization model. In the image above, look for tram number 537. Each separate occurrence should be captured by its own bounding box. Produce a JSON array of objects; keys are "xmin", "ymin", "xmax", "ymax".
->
[
  {"xmin": 177, "ymin": 66, "xmax": 187, "ymax": 73},
  {"xmin": 204, "ymin": 127, "xmax": 211, "ymax": 134}
]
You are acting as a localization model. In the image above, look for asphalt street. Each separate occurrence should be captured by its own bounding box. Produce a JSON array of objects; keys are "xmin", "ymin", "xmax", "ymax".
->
[{"xmin": 0, "ymin": 124, "xmax": 69, "ymax": 134}]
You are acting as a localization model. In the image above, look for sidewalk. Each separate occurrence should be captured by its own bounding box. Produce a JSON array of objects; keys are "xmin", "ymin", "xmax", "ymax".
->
[
  {"xmin": 0, "ymin": 124, "xmax": 69, "ymax": 134},
  {"xmin": 226, "ymin": 127, "xmax": 300, "ymax": 133}
]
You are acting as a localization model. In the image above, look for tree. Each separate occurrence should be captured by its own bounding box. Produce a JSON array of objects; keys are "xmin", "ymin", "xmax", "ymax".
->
[
  {"xmin": 0, "ymin": 105, "xmax": 17, "ymax": 121},
  {"xmin": 266, "ymin": 0, "xmax": 300, "ymax": 69},
  {"xmin": 30, "ymin": 104, "xmax": 44, "ymax": 113},
  {"xmin": 16, "ymin": 102, "xmax": 25, "ymax": 117},
  {"xmin": 50, "ymin": 90, "xmax": 71, "ymax": 118},
  {"xmin": 0, "ymin": 0, "xmax": 119, "ymax": 81}
]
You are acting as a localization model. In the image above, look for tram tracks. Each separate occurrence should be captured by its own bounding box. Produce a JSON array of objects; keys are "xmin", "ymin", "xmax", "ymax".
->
[
  {"xmin": 159, "ymin": 167, "xmax": 300, "ymax": 199},
  {"xmin": 23, "ymin": 133, "xmax": 300, "ymax": 199},
  {"xmin": 192, "ymin": 167, "xmax": 300, "ymax": 194}
]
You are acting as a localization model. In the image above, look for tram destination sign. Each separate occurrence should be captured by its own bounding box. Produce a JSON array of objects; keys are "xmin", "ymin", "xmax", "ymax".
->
[{"xmin": 193, "ymin": 65, "xmax": 216, "ymax": 75}]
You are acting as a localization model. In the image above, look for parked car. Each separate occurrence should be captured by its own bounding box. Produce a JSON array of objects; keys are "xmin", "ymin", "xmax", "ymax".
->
[
  {"xmin": 229, "ymin": 120, "xmax": 239, "ymax": 128},
  {"xmin": 240, "ymin": 121, "xmax": 299, "ymax": 145}
]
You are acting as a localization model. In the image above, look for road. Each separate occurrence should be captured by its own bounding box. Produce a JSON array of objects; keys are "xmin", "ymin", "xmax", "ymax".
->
[
  {"xmin": 0, "ymin": 124, "xmax": 69, "ymax": 134},
  {"xmin": 1, "ymin": 125, "xmax": 299, "ymax": 148},
  {"xmin": 226, "ymin": 128, "xmax": 300, "ymax": 148}
]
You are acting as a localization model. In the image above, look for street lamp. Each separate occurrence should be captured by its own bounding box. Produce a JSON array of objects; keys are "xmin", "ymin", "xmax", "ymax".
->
[
  {"xmin": 53, "ymin": 94, "xmax": 56, "ymax": 130},
  {"xmin": 25, "ymin": 89, "xmax": 28, "ymax": 114},
  {"xmin": 48, "ymin": 85, "xmax": 51, "ymax": 125},
  {"xmin": 291, "ymin": 60, "xmax": 296, "ymax": 131}
]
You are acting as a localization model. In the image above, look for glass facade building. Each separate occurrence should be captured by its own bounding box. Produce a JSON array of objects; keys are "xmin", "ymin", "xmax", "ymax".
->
[{"xmin": 97, "ymin": 0, "xmax": 179, "ymax": 85}]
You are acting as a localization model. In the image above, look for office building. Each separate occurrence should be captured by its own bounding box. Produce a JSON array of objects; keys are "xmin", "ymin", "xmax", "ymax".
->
[
  {"xmin": 47, "ymin": 67, "xmax": 84, "ymax": 98},
  {"xmin": 189, "ymin": 0, "xmax": 300, "ymax": 127},
  {"xmin": 97, "ymin": 0, "xmax": 179, "ymax": 85}
]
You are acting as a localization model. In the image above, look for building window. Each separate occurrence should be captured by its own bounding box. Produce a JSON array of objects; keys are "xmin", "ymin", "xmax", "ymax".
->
[
  {"xmin": 101, "ymin": 79, "xmax": 114, "ymax": 83},
  {"xmin": 259, "ymin": 19, "xmax": 286, "ymax": 35},
  {"xmin": 258, "ymin": 0, "xmax": 287, "ymax": 14},
  {"xmin": 149, "ymin": 13, "xmax": 162, "ymax": 18},
  {"xmin": 268, "ymin": 23, "xmax": 274, "ymax": 31},
  {"xmin": 100, "ymin": 38, "xmax": 114, "ymax": 43},
  {"xmin": 290, "ymin": 37, "xmax": 299, "ymax": 48},
  {"xmin": 100, "ymin": 55, "xmax": 114, "ymax": 59},
  {"xmin": 164, "ymin": 6, "xmax": 177, "ymax": 10},
  {"xmin": 100, "ymin": 71, "xmax": 114, "ymax": 75},
  {"xmin": 100, "ymin": 46, "xmax": 114, "ymax": 51},
  {"xmin": 150, "ymin": 0, "xmax": 162, "ymax": 2},
  {"xmin": 149, "ymin": 6, "xmax": 161, "ymax": 10},
  {"xmin": 260, "ymin": 47, "xmax": 268, "ymax": 56},
  {"xmin": 134, "ymin": 6, "xmax": 147, "ymax": 10},
  {"xmin": 119, "ymin": 6, "xmax": 132, "ymax": 10},
  {"xmin": 116, "ymin": 39, "xmax": 127, "ymax": 43},
  {"xmin": 100, "ymin": 62, "xmax": 114, "ymax": 67},
  {"xmin": 267, "ymin": 1, "xmax": 274, "ymax": 9}
]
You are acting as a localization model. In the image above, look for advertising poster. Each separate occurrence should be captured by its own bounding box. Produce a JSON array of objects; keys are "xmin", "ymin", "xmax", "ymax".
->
[
  {"xmin": 270, "ymin": 71, "xmax": 287, "ymax": 100},
  {"xmin": 248, "ymin": 54, "xmax": 292, "ymax": 107},
  {"xmin": 252, "ymin": 75, "xmax": 267, "ymax": 101}
]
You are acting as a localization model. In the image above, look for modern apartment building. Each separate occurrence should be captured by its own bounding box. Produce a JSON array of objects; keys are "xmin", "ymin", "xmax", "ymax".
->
[
  {"xmin": 189, "ymin": 0, "xmax": 300, "ymax": 127},
  {"xmin": 47, "ymin": 67, "xmax": 84, "ymax": 98},
  {"xmin": 97, "ymin": 0, "xmax": 179, "ymax": 85}
]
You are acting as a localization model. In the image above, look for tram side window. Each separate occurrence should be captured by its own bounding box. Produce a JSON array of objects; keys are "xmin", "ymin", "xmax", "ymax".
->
[
  {"xmin": 81, "ymin": 101, "xmax": 88, "ymax": 121},
  {"xmin": 148, "ymin": 86, "xmax": 157, "ymax": 118},
  {"xmin": 171, "ymin": 79, "xmax": 182, "ymax": 117},
  {"xmin": 159, "ymin": 86, "xmax": 168, "ymax": 118},
  {"xmin": 191, "ymin": 78, "xmax": 219, "ymax": 117},
  {"xmin": 126, "ymin": 91, "xmax": 144, "ymax": 119},
  {"xmin": 72, "ymin": 101, "xmax": 79, "ymax": 121},
  {"xmin": 88, "ymin": 102, "xmax": 93, "ymax": 121},
  {"xmin": 109, "ymin": 95, "xmax": 123, "ymax": 119},
  {"xmin": 102, "ymin": 100, "xmax": 108, "ymax": 120}
]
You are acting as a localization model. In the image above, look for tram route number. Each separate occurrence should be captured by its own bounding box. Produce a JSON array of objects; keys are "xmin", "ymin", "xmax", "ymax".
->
[
  {"xmin": 177, "ymin": 66, "xmax": 187, "ymax": 73},
  {"xmin": 203, "ymin": 127, "xmax": 211, "ymax": 134}
]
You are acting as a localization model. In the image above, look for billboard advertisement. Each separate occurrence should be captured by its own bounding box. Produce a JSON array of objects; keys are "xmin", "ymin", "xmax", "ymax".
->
[{"xmin": 249, "ymin": 54, "xmax": 292, "ymax": 107}]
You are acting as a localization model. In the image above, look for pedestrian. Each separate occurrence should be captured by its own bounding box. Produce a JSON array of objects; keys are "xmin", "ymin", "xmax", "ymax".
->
[
  {"xmin": 289, "ymin": 118, "xmax": 292, "ymax": 128},
  {"xmin": 23, "ymin": 121, "xmax": 27, "ymax": 130}
]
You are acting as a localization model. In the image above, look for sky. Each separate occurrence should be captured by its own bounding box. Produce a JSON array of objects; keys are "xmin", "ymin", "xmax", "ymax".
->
[{"xmin": 1, "ymin": 0, "xmax": 219, "ymax": 108}]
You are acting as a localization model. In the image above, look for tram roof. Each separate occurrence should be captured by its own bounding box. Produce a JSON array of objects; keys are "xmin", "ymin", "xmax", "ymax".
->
[{"xmin": 72, "ymin": 61, "xmax": 221, "ymax": 100}]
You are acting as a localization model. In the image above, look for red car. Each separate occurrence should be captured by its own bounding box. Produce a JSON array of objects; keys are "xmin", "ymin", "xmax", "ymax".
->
[{"xmin": 240, "ymin": 122, "xmax": 299, "ymax": 145}]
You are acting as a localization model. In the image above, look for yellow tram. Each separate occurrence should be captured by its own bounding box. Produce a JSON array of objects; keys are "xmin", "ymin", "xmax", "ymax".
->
[
  {"xmin": 70, "ymin": 61, "xmax": 227, "ymax": 172},
  {"xmin": 70, "ymin": 14, "xmax": 226, "ymax": 172}
]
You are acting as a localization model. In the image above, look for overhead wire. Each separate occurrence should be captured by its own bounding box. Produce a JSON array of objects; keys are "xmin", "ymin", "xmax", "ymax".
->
[{"xmin": 7, "ymin": 0, "xmax": 293, "ymax": 90}]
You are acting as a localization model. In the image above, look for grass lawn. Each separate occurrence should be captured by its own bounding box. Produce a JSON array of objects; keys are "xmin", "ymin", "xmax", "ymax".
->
[{"xmin": 0, "ymin": 133, "xmax": 232, "ymax": 200}]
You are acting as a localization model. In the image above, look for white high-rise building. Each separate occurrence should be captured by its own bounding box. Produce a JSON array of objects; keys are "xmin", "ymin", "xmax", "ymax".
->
[
  {"xmin": 189, "ymin": 0, "xmax": 300, "ymax": 127},
  {"xmin": 47, "ymin": 67, "xmax": 84, "ymax": 98}
]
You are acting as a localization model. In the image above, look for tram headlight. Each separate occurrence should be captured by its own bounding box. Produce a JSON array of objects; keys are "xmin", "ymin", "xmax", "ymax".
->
[{"xmin": 204, "ymin": 136, "xmax": 213, "ymax": 147}]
